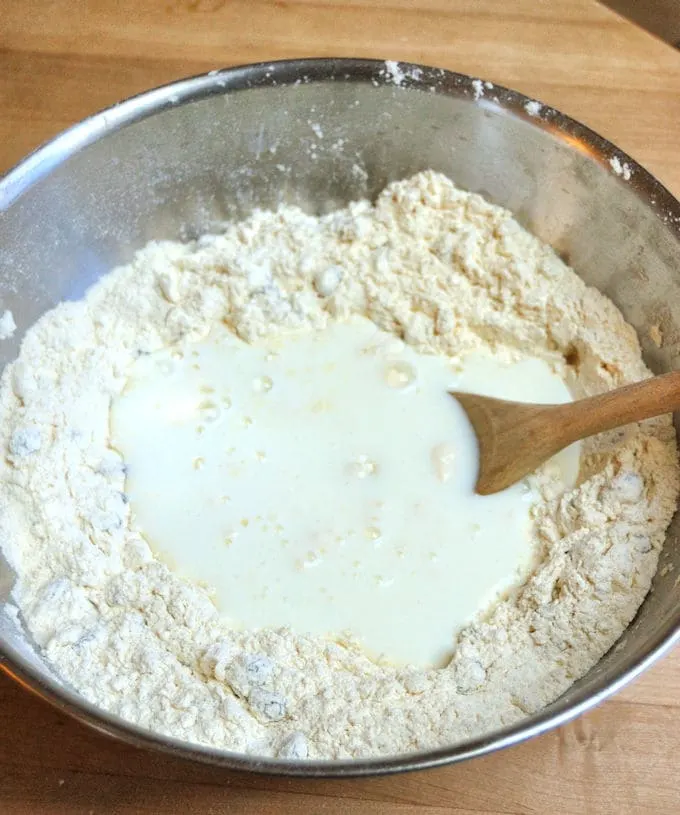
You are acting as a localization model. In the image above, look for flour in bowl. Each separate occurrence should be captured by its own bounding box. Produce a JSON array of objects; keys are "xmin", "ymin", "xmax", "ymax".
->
[{"xmin": 0, "ymin": 171, "xmax": 677, "ymax": 759}]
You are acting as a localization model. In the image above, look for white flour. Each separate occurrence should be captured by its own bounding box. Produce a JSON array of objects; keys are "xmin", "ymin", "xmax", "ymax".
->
[
  {"xmin": 0, "ymin": 171, "xmax": 677, "ymax": 759},
  {"xmin": 0, "ymin": 310, "xmax": 16, "ymax": 340}
]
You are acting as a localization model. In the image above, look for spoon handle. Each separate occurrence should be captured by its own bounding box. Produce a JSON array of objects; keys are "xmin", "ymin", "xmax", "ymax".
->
[{"xmin": 553, "ymin": 369, "xmax": 680, "ymax": 447}]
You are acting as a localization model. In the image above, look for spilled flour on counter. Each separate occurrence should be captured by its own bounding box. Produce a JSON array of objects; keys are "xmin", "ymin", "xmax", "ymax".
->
[{"xmin": 0, "ymin": 171, "xmax": 677, "ymax": 759}]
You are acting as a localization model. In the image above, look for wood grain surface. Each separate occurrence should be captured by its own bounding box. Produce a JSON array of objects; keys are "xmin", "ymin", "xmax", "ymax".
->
[{"xmin": 1, "ymin": 1, "xmax": 680, "ymax": 813}]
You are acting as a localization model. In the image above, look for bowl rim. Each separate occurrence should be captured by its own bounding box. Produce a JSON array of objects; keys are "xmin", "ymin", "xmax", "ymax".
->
[{"xmin": 1, "ymin": 57, "xmax": 680, "ymax": 778}]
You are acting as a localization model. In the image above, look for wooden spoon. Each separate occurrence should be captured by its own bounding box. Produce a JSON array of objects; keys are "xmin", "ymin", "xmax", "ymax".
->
[{"xmin": 452, "ymin": 370, "xmax": 680, "ymax": 495}]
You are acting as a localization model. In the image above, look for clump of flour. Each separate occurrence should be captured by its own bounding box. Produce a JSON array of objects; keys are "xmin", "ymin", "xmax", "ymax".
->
[
  {"xmin": 610, "ymin": 155, "xmax": 632, "ymax": 181},
  {"xmin": 0, "ymin": 310, "xmax": 16, "ymax": 340},
  {"xmin": 0, "ymin": 171, "xmax": 677, "ymax": 759}
]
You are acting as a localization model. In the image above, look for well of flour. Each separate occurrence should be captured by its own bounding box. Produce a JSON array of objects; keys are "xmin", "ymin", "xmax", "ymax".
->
[
  {"xmin": 0, "ymin": 171, "xmax": 677, "ymax": 760},
  {"xmin": 110, "ymin": 316, "xmax": 578, "ymax": 668}
]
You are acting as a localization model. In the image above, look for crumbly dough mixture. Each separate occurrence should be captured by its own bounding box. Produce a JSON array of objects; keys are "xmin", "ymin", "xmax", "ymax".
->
[{"xmin": 0, "ymin": 171, "xmax": 678, "ymax": 760}]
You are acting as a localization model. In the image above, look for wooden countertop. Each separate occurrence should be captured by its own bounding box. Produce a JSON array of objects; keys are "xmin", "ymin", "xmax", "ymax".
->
[{"xmin": 1, "ymin": 1, "xmax": 679, "ymax": 812}]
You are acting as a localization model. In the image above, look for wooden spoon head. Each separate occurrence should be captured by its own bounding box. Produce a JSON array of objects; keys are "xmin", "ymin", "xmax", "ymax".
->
[{"xmin": 450, "ymin": 391, "xmax": 566, "ymax": 495}]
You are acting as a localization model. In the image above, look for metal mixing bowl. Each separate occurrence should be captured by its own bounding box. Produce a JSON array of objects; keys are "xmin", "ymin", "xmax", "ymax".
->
[{"xmin": 1, "ymin": 59, "xmax": 679, "ymax": 777}]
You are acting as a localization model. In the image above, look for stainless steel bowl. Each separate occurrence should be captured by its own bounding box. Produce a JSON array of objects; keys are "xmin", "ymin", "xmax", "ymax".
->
[{"xmin": 1, "ymin": 58, "xmax": 679, "ymax": 777}]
